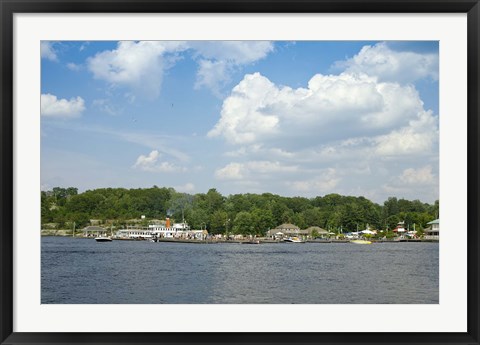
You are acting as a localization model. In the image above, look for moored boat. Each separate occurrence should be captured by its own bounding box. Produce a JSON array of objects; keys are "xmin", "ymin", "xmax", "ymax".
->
[
  {"xmin": 350, "ymin": 239, "xmax": 372, "ymax": 244},
  {"xmin": 95, "ymin": 236, "xmax": 113, "ymax": 242},
  {"xmin": 95, "ymin": 225, "xmax": 114, "ymax": 242},
  {"xmin": 283, "ymin": 236, "xmax": 305, "ymax": 243}
]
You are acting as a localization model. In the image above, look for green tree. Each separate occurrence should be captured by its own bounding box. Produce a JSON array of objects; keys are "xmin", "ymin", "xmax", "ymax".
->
[
  {"xmin": 40, "ymin": 186, "xmax": 439, "ymax": 238},
  {"xmin": 187, "ymin": 208, "xmax": 209, "ymax": 230},
  {"xmin": 251, "ymin": 208, "xmax": 275, "ymax": 235},
  {"xmin": 281, "ymin": 209, "xmax": 295, "ymax": 224},
  {"xmin": 383, "ymin": 197, "xmax": 399, "ymax": 218},
  {"xmin": 209, "ymin": 210, "xmax": 228, "ymax": 234},
  {"xmin": 292, "ymin": 213, "xmax": 306, "ymax": 229},
  {"xmin": 205, "ymin": 188, "xmax": 225, "ymax": 213},
  {"xmin": 233, "ymin": 211, "xmax": 255, "ymax": 235},
  {"xmin": 385, "ymin": 215, "xmax": 400, "ymax": 230},
  {"xmin": 70, "ymin": 212, "xmax": 90, "ymax": 228},
  {"xmin": 302, "ymin": 207, "xmax": 324, "ymax": 227}
]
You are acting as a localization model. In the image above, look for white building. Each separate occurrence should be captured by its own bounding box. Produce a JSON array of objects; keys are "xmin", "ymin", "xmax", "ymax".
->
[{"xmin": 424, "ymin": 219, "xmax": 439, "ymax": 240}]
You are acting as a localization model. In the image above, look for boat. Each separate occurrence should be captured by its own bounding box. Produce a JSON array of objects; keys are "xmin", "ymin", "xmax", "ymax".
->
[
  {"xmin": 95, "ymin": 226, "xmax": 113, "ymax": 242},
  {"xmin": 283, "ymin": 236, "xmax": 305, "ymax": 243},
  {"xmin": 350, "ymin": 239, "xmax": 372, "ymax": 245},
  {"xmin": 115, "ymin": 218, "xmax": 206, "ymax": 241},
  {"xmin": 95, "ymin": 236, "xmax": 113, "ymax": 242}
]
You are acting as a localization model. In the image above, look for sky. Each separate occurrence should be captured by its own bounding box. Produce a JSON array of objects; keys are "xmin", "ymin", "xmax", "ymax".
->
[{"xmin": 40, "ymin": 40, "xmax": 439, "ymax": 204}]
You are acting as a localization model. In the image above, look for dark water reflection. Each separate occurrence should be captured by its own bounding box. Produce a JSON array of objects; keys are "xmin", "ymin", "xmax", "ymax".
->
[{"xmin": 41, "ymin": 237, "xmax": 438, "ymax": 304}]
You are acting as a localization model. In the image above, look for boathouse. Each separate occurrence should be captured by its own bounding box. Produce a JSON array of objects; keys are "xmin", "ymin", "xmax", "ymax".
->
[{"xmin": 82, "ymin": 226, "xmax": 107, "ymax": 237}]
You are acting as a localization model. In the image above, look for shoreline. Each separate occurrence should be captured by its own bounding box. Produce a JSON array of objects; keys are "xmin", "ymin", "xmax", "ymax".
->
[{"xmin": 40, "ymin": 233, "xmax": 439, "ymax": 244}]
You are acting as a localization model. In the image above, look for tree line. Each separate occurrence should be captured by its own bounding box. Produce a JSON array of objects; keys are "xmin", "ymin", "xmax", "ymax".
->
[{"xmin": 41, "ymin": 186, "xmax": 439, "ymax": 236}]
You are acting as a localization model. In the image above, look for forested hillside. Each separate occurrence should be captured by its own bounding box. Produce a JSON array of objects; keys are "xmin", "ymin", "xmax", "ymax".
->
[{"xmin": 41, "ymin": 187, "xmax": 439, "ymax": 235}]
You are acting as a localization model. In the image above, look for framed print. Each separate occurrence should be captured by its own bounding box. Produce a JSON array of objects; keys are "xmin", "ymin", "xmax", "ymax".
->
[{"xmin": 1, "ymin": 0, "xmax": 479, "ymax": 344}]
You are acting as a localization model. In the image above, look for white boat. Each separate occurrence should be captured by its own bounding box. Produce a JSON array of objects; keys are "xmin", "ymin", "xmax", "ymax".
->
[
  {"xmin": 350, "ymin": 239, "xmax": 372, "ymax": 245},
  {"xmin": 96, "ymin": 226, "xmax": 113, "ymax": 242},
  {"xmin": 283, "ymin": 236, "xmax": 304, "ymax": 243},
  {"xmin": 95, "ymin": 236, "xmax": 112, "ymax": 242},
  {"xmin": 115, "ymin": 219, "xmax": 205, "ymax": 241}
]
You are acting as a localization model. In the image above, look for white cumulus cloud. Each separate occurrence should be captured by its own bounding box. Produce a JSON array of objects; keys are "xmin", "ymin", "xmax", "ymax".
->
[
  {"xmin": 382, "ymin": 165, "xmax": 438, "ymax": 201},
  {"xmin": 191, "ymin": 41, "xmax": 274, "ymax": 64},
  {"xmin": 195, "ymin": 60, "xmax": 230, "ymax": 94},
  {"xmin": 41, "ymin": 42, "xmax": 58, "ymax": 61},
  {"xmin": 208, "ymin": 43, "xmax": 438, "ymax": 202},
  {"xmin": 191, "ymin": 41, "xmax": 274, "ymax": 93},
  {"xmin": 215, "ymin": 162, "xmax": 245, "ymax": 180},
  {"xmin": 208, "ymin": 71, "xmax": 437, "ymax": 155},
  {"xmin": 87, "ymin": 41, "xmax": 274, "ymax": 99},
  {"xmin": 41, "ymin": 93, "xmax": 85, "ymax": 118},
  {"xmin": 374, "ymin": 110, "xmax": 438, "ymax": 156},
  {"xmin": 215, "ymin": 160, "xmax": 298, "ymax": 181},
  {"xmin": 334, "ymin": 42, "xmax": 438, "ymax": 83},
  {"xmin": 175, "ymin": 182, "xmax": 195, "ymax": 193},
  {"xmin": 133, "ymin": 150, "xmax": 186, "ymax": 173},
  {"xmin": 87, "ymin": 41, "xmax": 187, "ymax": 99},
  {"xmin": 399, "ymin": 165, "xmax": 436, "ymax": 185},
  {"xmin": 66, "ymin": 62, "xmax": 82, "ymax": 71}
]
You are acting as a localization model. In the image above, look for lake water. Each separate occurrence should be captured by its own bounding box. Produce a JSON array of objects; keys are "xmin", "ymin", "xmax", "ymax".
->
[{"xmin": 41, "ymin": 237, "xmax": 438, "ymax": 304}]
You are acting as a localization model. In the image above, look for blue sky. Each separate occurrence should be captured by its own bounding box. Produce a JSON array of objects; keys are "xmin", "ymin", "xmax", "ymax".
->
[{"xmin": 41, "ymin": 41, "xmax": 439, "ymax": 203}]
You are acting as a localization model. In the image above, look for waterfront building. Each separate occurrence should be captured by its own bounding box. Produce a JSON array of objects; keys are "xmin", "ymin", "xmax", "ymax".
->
[
  {"xmin": 82, "ymin": 225, "xmax": 107, "ymax": 237},
  {"xmin": 424, "ymin": 219, "xmax": 440, "ymax": 240},
  {"xmin": 393, "ymin": 221, "xmax": 407, "ymax": 234},
  {"xmin": 304, "ymin": 226, "xmax": 329, "ymax": 238},
  {"xmin": 266, "ymin": 223, "xmax": 300, "ymax": 239}
]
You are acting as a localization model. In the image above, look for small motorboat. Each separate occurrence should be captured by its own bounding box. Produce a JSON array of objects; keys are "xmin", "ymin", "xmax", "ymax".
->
[
  {"xmin": 283, "ymin": 236, "xmax": 304, "ymax": 243},
  {"xmin": 95, "ymin": 236, "xmax": 113, "ymax": 242},
  {"xmin": 350, "ymin": 239, "xmax": 372, "ymax": 244},
  {"xmin": 96, "ymin": 226, "xmax": 114, "ymax": 242}
]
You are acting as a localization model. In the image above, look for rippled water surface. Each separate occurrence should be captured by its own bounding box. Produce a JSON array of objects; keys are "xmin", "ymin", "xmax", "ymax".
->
[{"xmin": 42, "ymin": 237, "xmax": 438, "ymax": 304}]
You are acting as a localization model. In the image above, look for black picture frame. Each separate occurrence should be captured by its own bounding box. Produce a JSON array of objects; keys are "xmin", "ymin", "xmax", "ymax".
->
[{"xmin": 1, "ymin": 1, "xmax": 479, "ymax": 344}]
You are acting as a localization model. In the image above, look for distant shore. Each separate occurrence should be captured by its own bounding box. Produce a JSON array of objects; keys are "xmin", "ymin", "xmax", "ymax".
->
[{"xmin": 41, "ymin": 231, "xmax": 438, "ymax": 244}]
